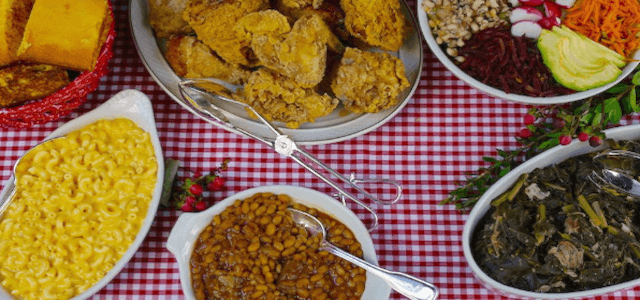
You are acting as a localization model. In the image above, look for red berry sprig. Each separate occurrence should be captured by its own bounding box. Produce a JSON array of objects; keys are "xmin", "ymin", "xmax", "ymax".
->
[{"xmin": 172, "ymin": 158, "xmax": 230, "ymax": 212}]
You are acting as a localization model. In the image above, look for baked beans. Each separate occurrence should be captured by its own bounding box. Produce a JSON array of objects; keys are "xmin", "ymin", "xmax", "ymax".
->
[{"xmin": 190, "ymin": 192, "xmax": 367, "ymax": 299}]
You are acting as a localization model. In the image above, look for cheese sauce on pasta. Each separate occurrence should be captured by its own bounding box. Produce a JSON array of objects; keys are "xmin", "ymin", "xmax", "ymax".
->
[{"xmin": 0, "ymin": 118, "xmax": 158, "ymax": 300}]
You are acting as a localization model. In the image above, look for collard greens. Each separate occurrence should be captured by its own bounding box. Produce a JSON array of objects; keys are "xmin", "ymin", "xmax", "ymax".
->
[{"xmin": 472, "ymin": 140, "xmax": 640, "ymax": 293}]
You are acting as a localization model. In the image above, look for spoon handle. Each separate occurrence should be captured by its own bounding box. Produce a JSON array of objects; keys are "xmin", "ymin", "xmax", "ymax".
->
[
  {"xmin": 322, "ymin": 242, "xmax": 438, "ymax": 300},
  {"xmin": 0, "ymin": 186, "xmax": 16, "ymax": 218}
]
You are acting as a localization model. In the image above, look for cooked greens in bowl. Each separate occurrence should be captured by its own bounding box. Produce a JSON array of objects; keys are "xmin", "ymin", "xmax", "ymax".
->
[{"xmin": 463, "ymin": 124, "xmax": 640, "ymax": 298}]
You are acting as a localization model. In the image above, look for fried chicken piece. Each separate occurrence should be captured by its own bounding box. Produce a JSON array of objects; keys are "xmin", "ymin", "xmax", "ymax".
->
[
  {"xmin": 249, "ymin": 13, "xmax": 344, "ymax": 88},
  {"xmin": 274, "ymin": 0, "xmax": 349, "ymax": 41},
  {"xmin": 164, "ymin": 35, "xmax": 250, "ymax": 85},
  {"xmin": 331, "ymin": 47, "xmax": 409, "ymax": 113},
  {"xmin": 234, "ymin": 9, "xmax": 291, "ymax": 43},
  {"xmin": 279, "ymin": 0, "xmax": 323, "ymax": 9},
  {"xmin": 149, "ymin": 0, "xmax": 193, "ymax": 38},
  {"xmin": 340, "ymin": 0, "xmax": 409, "ymax": 51},
  {"xmin": 183, "ymin": 0, "xmax": 269, "ymax": 66},
  {"xmin": 240, "ymin": 68, "xmax": 338, "ymax": 128}
]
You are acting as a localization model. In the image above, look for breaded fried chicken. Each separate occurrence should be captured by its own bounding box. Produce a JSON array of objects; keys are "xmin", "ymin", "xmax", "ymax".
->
[
  {"xmin": 164, "ymin": 35, "xmax": 250, "ymax": 85},
  {"xmin": 241, "ymin": 68, "xmax": 338, "ymax": 128},
  {"xmin": 331, "ymin": 47, "xmax": 409, "ymax": 113},
  {"xmin": 340, "ymin": 0, "xmax": 409, "ymax": 51},
  {"xmin": 279, "ymin": 0, "xmax": 323, "ymax": 9},
  {"xmin": 274, "ymin": 0, "xmax": 349, "ymax": 41},
  {"xmin": 149, "ymin": 0, "xmax": 193, "ymax": 38},
  {"xmin": 247, "ymin": 13, "xmax": 344, "ymax": 88},
  {"xmin": 183, "ymin": 0, "xmax": 269, "ymax": 66},
  {"xmin": 234, "ymin": 9, "xmax": 291, "ymax": 43}
]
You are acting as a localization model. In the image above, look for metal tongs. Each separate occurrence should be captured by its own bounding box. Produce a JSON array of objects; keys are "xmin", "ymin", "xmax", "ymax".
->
[
  {"xmin": 591, "ymin": 150, "xmax": 640, "ymax": 197},
  {"xmin": 177, "ymin": 78, "xmax": 402, "ymax": 231}
]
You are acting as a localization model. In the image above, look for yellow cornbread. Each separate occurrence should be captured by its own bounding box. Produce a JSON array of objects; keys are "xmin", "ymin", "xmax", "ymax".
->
[
  {"xmin": 0, "ymin": 0, "xmax": 35, "ymax": 67},
  {"xmin": 17, "ymin": 0, "xmax": 109, "ymax": 71}
]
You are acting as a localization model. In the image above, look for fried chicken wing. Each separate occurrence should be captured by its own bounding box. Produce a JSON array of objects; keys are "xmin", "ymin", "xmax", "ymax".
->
[
  {"xmin": 249, "ymin": 13, "xmax": 344, "ymax": 88},
  {"xmin": 340, "ymin": 0, "xmax": 409, "ymax": 51},
  {"xmin": 149, "ymin": 0, "xmax": 193, "ymax": 38},
  {"xmin": 164, "ymin": 35, "xmax": 250, "ymax": 85},
  {"xmin": 183, "ymin": 0, "xmax": 269, "ymax": 66},
  {"xmin": 240, "ymin": 68, "xmax": 338, "ymax": 128},
  {"xmin": 331, "ymin": 47, "xmax": 409, "ymax": 113}
]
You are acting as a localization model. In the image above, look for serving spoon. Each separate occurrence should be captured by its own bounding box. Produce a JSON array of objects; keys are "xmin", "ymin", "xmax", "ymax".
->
[
  {"xmin": 0, "ymin": 137, "xmax": 63, "ymax": 218},
  {"xmin": 591, "ymin": 150, "xmax": 640, "ymax": 197},
  {"xmin": 288, "ymin": 208, "xmax": 439, "ymax": 300}
]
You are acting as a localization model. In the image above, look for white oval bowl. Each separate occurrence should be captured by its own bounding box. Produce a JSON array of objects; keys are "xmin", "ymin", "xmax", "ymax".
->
[
  {"xmin": 417, "ymin": 0, "xmax": 640, "ymax": 105},
  {"xmin": 463, "ymin": 124, "xmax": 640, "ymax": 299},
  {"xmin": 166, "ymin": 185, "xmax": 391, "ymax": 300},
  {"xmin": 0, "ymin": 89, "xmax": 165, "ymax": 300}
]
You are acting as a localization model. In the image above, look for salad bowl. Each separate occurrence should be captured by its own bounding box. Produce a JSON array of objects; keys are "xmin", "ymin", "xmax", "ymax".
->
[{"xmin": 417, "ymin": 0, "xmax": 640, "ymax": 105}]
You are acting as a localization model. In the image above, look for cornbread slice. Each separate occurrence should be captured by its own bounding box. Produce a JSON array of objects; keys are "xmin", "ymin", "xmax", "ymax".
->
[
  {"xmin": 17, "ymin": 0, "xmax": 109, "ymax": 71},
  {"xmin": 0, "ymin": 63, "xmax": 69, "ymax": 107},
  {"xmin": 0, "ymin": 0, "xmax": 35, "ymax": 67}
]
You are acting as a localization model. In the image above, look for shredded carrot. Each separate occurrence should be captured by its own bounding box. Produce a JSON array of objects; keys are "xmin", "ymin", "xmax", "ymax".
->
[{"xmin": 563, "ymin": 0, "xmax": 640, "ymax": 58}]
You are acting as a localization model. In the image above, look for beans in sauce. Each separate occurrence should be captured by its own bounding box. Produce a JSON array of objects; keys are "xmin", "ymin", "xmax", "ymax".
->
[{"xmin": 190, "ymin": 192, "xmax": 367, "ymax": 300}]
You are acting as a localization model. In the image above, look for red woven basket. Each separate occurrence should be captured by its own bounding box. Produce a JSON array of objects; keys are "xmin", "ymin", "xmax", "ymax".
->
[{"xmin": 0, "ymin": 2, "xmax": 116, "ymax": 129}]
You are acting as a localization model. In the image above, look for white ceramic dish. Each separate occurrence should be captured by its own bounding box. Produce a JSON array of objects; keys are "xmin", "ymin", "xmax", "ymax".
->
[
  {"xmin": 167, "ymin": 185, "xmax": 392, "ymax": 300},
  {"xmin": 0, "ymin": 89, "xmax": 165, "ymax": 300},
  {"xmin": 417, "ymin": 0, "xmax": 640, "ymax": 105},
  {"xmin": 129, "ymin": 0, "xmax": 423, "ymax": 145},
  {"xmin": 463, "ymin": 124, "xmax": 640, "ymax": 299}
]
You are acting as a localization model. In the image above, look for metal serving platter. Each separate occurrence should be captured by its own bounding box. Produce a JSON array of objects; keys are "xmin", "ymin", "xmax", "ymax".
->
[{"xmin": 129, "ymin": 0, "xmax": 423, "ymax": 145}]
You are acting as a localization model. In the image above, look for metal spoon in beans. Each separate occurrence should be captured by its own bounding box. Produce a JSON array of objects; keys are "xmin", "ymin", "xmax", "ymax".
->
[{"xmin": 289, "ymin": 208, "xmax": 439, "ymax": 300}]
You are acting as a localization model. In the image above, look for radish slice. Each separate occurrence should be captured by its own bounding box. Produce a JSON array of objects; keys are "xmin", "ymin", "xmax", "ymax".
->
[
  {"xmin": 511, "ymin": 21, "xmax": 542, "ymax": 39},
  {"xmin": 508, "ymin": 0, "xmax": 520, "ymax": 6},
  {"xmin": 538, "ymin": 16, "xmax": 561, "ymax": 29},
  {"xmin": 510, "ymin": 6, "xmax": 544, "ymax": 23},
  {"xmin": 519, "ymin": 0, "xmax": 544, "ymax": 5},
  {"xmin": 555, "ymin": 0, "xmax": 575, "ymax": 7},
  {"xmin": 543, "ymin": 0, "xmax": 562, "ymax": 18}
]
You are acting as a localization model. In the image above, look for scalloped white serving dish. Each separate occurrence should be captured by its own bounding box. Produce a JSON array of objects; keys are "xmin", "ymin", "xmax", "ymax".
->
[
  {"xmin": 463, "ymin": 124, "xmax": 640, "ymax": 299},
  {"xmin": 167, "ymin": 185, "xmax": 391, "ymax": 300},
  {"xmin": 0, "ymin": 89, "xmax": 165, "ymax": 299}
]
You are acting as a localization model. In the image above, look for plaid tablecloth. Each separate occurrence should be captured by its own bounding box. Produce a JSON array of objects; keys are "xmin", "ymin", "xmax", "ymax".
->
[{"xmin": 1, "ymin": 1, "xmax": 639, "ymax": 299}]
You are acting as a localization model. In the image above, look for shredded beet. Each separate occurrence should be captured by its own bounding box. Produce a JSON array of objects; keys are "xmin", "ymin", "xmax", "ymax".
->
[{"xmin": 456, "ymin": 27, "xmax": 574, "ymax": 97}]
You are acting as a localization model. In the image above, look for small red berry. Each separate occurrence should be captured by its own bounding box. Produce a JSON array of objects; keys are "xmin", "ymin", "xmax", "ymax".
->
[
  {"xmin": 208, "ymin": 176, "xmax": 225, "ymax": 191},
  {"xmin": 552, "ymin": 118, "xmax": 565, "ymax": 129},
  {"xmin": 519, "ymin": 128, "xmax": 532, "ymax": 139},
  {"xmin": 523, "ymin": 114, "xmax": 536, "ymax": 125},
  {"xmin": 578, "ymin": 132, "xmax": 589, "ymax": 142},
  {"xmin": 189, "ymin": 184, "xmax": 203, "ymax": 196},
  {"xmin": 589, "ymin": 136, "xmax": 603, "ymax": 147},
  {"xmin": 181, "ymin": 202, "xmax": 193, "ymax": 212},
  {"xmin": 195, "ymin": 201, "xmax": 207, "ymax": 211},
  {"xmin": 185, "ymin": 196, "xmax": 197, "ymax": 205},
  {"xmin": 559, "ymin": 135, "xmax": 572, "ymax": 145}
]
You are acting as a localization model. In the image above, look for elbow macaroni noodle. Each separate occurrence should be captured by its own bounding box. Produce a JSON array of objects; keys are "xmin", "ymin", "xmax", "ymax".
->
[{"xmin": 0, "ymin": 119, "xmax": 158, "ymax": 300}]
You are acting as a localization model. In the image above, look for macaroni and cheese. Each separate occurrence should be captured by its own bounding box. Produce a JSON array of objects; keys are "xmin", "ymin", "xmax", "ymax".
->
[{"xmin": 0, "ymin": 118, "xmax": 158, "ymax": 300}]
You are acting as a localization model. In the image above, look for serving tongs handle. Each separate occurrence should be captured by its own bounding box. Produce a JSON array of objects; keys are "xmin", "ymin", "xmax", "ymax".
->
[
  {"xmin": 178, "ymin": 78, "xmax": 403, "ymax": 231},
  {"xmin": 591, "ymin": 150, "xmax": 640, "ymax": 197}
]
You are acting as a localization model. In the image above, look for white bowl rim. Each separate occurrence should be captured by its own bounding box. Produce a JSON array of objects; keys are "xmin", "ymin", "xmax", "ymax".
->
[
  {"xmin": 166, "ymin": 185, "xmax": 392, "ymax": 300},
  {"xmin": 462, "ymin": 124, "xmax": 640, "ymax": 299},
  {"xmin": 416, "ymin": 0, "xmax": 640, "ymax": 105},
  {"xmin": 0, "ymin": 89, "xmax": 165, "ymax": 300}
]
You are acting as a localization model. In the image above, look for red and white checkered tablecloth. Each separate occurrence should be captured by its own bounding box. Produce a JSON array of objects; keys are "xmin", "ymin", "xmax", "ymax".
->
[{"xmin": 1, "ymin": 1, "xmax": 639, "ymax": 299}]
